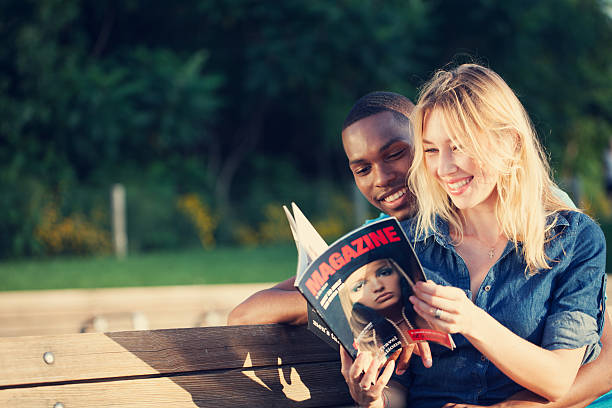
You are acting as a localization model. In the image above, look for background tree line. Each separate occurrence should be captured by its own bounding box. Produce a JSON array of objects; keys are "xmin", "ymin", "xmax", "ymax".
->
[{"xmin": 1, "ymin": 0, "xmax": 611, "ymax": 258}]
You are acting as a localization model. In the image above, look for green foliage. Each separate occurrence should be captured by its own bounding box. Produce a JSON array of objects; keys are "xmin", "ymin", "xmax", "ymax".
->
[{"xmin": 0, "ymin": 0, "xmax": 611, "ymax": 258}]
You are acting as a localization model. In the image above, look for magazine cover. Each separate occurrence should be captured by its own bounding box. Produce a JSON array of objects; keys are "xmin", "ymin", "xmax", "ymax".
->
[{"xmin": 284, "ymin": 203, "xmax": 455, "ymax": 361}]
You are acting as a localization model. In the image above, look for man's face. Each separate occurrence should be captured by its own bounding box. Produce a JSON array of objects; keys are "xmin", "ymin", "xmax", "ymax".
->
[{"xmin": 342, "ymin": 111, "xmax": 416, "ymax": 221}]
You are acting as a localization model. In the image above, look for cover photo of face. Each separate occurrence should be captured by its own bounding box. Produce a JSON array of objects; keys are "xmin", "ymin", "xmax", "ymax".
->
[{"xmin": 339, "ymin": 258, "xmax": 421, "ymax": 359}]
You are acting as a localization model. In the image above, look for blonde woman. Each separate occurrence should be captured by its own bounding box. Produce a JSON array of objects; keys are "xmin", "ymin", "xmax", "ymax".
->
[
  {"xmin": 338, "ymin": 258, "xmax": 419, "ymax": 361},
  {"xmin": 342, "ymin": 64, "xmax": 608, "ymax": 408}
]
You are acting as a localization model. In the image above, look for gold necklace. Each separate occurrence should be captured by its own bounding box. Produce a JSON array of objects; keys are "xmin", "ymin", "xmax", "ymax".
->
[{"xmin": 453, "ymin": 231, "xmax": 506, "ymax": 260}]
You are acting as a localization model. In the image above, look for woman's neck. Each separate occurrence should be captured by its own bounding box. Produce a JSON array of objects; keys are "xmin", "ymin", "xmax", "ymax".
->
[
  {"xmin": 456, "ymin": 204, "xmax": 502, "ymax": 242},
  {"xmin": 381, "ymin": 304, "xmax": 404, "ymax": 323}
]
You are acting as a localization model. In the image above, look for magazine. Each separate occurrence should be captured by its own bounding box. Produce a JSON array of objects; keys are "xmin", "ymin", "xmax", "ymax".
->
[{"xmin": 284, "ymin": 203, "xmax": 455, "ymax": 361}]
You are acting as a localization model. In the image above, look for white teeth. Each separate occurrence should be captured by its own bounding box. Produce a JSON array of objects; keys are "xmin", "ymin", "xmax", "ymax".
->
[
  {"xmin": 383, "ymin": 189, "xmax": 406, "ymax": 203},
  {"xmin": 448, "ymin": 178, "xmax": 471, "ymax": 190}
]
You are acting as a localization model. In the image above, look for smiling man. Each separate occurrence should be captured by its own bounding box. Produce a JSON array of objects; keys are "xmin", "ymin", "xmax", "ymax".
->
[
  {"xmin": 342, "ymin": 97, "xmax": 416, "ymax": 221},
  {"xmin": 227, "ymin": 92, "xmax": 417, "ymax": 327}
]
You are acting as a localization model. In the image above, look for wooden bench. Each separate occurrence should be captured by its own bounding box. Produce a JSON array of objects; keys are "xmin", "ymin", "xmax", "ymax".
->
[
  {"xmin": 0, "ymin": 324, "xmax": 354, "ymax": 407},
  {"xmin": 0, "ymin": 284, "xmax": 272, "ymax": 337}
]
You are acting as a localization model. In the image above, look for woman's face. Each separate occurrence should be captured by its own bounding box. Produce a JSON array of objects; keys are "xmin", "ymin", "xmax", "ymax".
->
[
  {"xmin": 345, "ymin": 259, "xmax": 402, "ymax": 311},
  {"xmin": 422, "ymin": 108, "xmax": 498, "ymax": 212}
]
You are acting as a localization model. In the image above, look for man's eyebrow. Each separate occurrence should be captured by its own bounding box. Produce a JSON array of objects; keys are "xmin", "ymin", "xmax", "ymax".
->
[
  {"xmin": 379, "ymin": 137, "xmax": 409, "ymax": 153},
  {"xmin": 348, "ymin": 158, "xmax": 366, "ymax": 166},
  {"xmin": 348, "ymin": 137, "xmax": 409, "ymax": 166}
]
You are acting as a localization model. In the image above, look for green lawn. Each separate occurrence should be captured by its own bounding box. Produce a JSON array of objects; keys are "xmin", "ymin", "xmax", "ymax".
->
[{"xmin": 0, "ymin": 245, "xmax": 298, "ymax": 291}]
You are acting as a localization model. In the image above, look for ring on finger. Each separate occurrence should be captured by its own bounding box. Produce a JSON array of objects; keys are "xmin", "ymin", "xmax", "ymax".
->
[{"xmin": 434, "ymin": 308, "xmax": 443, "ymax": 319}]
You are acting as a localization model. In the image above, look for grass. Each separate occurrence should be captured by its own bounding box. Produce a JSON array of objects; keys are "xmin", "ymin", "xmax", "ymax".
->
[{"xmin": 0, "ymin": 244, "xmax": 298, "ymax": 291}]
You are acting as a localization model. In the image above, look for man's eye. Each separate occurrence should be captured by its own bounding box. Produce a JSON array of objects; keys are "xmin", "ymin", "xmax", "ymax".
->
[
  {"xmin": 386, "ymin": 149, "xmax": 406, "ymax": 160},
  {"xmin": 354, "ymin": 166, "xmax": 371, "ymax": 175}
]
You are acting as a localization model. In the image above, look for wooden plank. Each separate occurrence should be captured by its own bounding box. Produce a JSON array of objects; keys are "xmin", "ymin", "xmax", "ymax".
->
[
  {"xmin": 0, "ymin": 284, "xmax": 272, "ymax": 337},
  {"xmin": 0, "ymin": 284, "xmax": 272, "ymax": 315},
  {"xmin": 0, "ymin": 325, "xmax": 339, "ymax": 387},
  {"xmin": 0, "ymin": 308, "xmax": 232, "ymax": 337},
  {"xmin": 0, "ymin": 362, "xmax": 353, "ymax": 408}
]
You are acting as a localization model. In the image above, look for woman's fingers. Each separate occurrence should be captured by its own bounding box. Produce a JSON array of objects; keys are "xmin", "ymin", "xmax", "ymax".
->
[
  {"xmin": 410, "ymin": 295, "xmax": 457, "ymax": 322},
  {"xmin": 415, "ymin": 281, "xmax": 466, "ymax": 301}
]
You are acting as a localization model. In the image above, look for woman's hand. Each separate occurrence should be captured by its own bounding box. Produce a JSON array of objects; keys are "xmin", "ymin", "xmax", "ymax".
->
[
  {"xmin": 409, "ymin": 280, "xmax": 480, "ymax": 337},
  {"xmin": 340, "ymin": 347, "xmax": 395, "ymax": 408}
]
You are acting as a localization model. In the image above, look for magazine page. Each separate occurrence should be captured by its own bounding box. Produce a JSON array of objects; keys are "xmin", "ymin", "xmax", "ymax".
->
[
  {"xmin": 295, "ymin": 216, "xmax": 455, "ymax": 360},
  {"xmin": 283, "ymin": 204, "xmax": 338, "ymax": 347},
  {"xmin": 283, "ymin": 203, "xmax": 328, "ymax": 282}
]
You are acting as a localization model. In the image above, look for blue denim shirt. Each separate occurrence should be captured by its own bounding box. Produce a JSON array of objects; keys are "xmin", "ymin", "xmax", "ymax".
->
[{"xmin": 395, "ymin": 210, "xmax": 607, "ymax": 408}]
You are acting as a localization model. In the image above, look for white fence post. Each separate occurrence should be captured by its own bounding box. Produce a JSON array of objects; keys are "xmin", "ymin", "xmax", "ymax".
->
[{"xmin": 111, "ymin": 183, "xmax": 127, "ymax": 259}]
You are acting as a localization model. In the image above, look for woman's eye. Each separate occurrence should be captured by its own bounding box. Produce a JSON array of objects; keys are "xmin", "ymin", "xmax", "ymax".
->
[
  {"xmin": 351, "ymin": 282, "xmax": 364, "ymax": 292},
  {"xmin": 377, "ymin": 267, "xmax": 393, "ymax": 277},
  {"xmin": 424, "ymin": 148, "xmax": 437, "ymax": 154}
]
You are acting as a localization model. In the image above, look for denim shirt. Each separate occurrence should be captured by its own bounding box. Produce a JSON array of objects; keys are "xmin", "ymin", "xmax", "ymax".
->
[{"xmin": 395, "ymin": 210, "xmax": 607, "ymax": 408}]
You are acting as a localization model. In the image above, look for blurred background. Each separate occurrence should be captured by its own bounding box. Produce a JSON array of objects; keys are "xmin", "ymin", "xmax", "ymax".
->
[{"xmin": 1, "ymin": 0, "xmax": 611, "ymax": 291}]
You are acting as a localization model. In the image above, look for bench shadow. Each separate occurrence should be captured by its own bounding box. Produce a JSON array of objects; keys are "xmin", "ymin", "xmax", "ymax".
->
[{"xmin": 106, "ymin": 325, "xmax": 352, "ymax": 408}]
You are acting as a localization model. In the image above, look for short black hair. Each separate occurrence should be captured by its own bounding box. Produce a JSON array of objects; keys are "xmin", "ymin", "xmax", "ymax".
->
[{"xmin": 342, "ymin": 91, "xmax": 414, "ymax": 131}]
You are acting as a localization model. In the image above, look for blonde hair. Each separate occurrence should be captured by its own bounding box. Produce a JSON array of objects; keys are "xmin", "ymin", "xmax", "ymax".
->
[{"xmin": 408, "ymin": 64, "xmax": 575, "ymax": 274}]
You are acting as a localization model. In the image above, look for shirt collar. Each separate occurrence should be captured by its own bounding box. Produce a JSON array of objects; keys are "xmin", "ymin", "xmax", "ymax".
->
[{"xmin": 402, "ymin": 211, "xmax": 572, "ymax": 246}]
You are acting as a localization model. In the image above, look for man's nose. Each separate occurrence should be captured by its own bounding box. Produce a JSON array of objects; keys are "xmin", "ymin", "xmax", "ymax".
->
[{"xmin": 374, "ymin": 164, "xmax": 395, "ymax": 187}]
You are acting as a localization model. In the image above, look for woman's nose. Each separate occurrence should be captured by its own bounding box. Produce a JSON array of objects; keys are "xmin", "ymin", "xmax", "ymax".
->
[
  {"xmin": 372, "ymin": 278, "xmax": 385, "ymax": 291},
  {"xmin": 438, "ymin": 149, "xmax": 458, "ymax": 177}
]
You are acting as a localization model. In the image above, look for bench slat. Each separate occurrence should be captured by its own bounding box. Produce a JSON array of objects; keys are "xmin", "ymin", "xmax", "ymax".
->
[
  {"xmin": 0, "ymin": 361, "xmax": 352, "ymax": 408},
  {"xmin": 0, "ymin": 325, "xmax": 339, "ymax": 387},
  {"xmin": 0, "ymin": 284, "xmax": 272, "ymax": 337}
]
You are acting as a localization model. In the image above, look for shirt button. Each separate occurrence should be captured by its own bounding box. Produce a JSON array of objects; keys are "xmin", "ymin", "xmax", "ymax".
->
[
  {"xmin": 480, "ymin": 355, "xmax": 487, "ymax": 362},
  {"xmin": 484, "ymin": 285, "xmax": 491, "ymax": 292}
]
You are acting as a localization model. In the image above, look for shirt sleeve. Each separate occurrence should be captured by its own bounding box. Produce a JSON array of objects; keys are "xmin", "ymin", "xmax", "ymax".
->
[{"xmin": 541, "ymin": 214, "xmax": 607, "ymax": 364}]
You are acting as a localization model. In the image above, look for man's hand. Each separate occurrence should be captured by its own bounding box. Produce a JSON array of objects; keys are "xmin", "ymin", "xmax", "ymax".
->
[
  {"xmin": 340, "ymin": 347, "xmax": 395, "ymax": 408},
  {"xmin": 395, "ymin": 341, "xmax": 432, "ymax": 375}
]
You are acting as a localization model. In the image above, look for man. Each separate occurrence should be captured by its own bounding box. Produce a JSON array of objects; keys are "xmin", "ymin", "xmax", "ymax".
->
[
  {"xmin": 227, "ymin": 92, "xmax": 417, "ymax": 326},
  {"xmin": 227, "ymin": 92, "xmax": 612, "ymax": 408}
]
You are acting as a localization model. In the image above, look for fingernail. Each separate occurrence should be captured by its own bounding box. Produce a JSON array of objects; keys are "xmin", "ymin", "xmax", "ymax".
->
[
  {"xmin": 409, "ymin": 296, "xmax": 416, "ymax": 303},
  {"xmin": 396, "ymin": 367, "xmax": 405, "ymax": 375},
  {"xmin": 425, "ymin": 358, "xmax": 432, "ymax": 368}
]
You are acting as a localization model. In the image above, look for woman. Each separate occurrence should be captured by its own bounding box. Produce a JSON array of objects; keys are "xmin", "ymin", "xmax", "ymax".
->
[
  {"xmin": 339, "ymin": 258, "xmax": 420, "ymax": 360},
  {"xmin": 342, "ymin": 64, "xmax": 607, "ymax": 408}
]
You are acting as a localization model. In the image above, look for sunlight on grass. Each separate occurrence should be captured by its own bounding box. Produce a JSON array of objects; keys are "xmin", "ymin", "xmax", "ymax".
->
[{"xmin": 0, "ymin": 245, "xmax": 298, "ymax": 291}]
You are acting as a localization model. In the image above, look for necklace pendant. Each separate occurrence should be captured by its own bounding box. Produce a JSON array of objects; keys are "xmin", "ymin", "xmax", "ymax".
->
[{"xmin": 488, "ymin": 248, "xmax": 495, "ymax": 259}]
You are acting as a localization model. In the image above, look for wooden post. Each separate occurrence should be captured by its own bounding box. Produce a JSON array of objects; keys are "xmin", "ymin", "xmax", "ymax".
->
[{"xmin": 111, "ymin": 184, "xmax": 127, "ymax": 259}]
